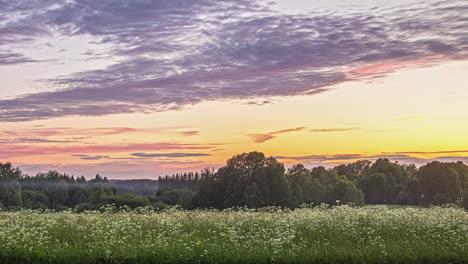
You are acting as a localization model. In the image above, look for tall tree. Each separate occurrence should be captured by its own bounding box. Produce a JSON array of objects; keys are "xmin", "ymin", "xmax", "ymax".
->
[{"xmin": 419, "ymin": 161, "xmax": 461, "ymax": 204}]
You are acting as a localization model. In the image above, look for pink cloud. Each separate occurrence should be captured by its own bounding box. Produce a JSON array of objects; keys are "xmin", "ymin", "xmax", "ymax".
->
[
  {"xmin": 347, "ymin": 56, "xmax": 444, "ymax": 80},
  {"xmin": 248, "ymin": 127, "xmax": 306, "ymax": 143},
  {"xmin": 310, "ymin": 127, "xmax": 361, "ymax": 132},
  {"xmin": 248, "ymin": 134, "xmax": 276, "ymax": 143},
  {"xmin": 0, "ymin": 142, "xmax": 222, "ymax": 158},
  {"xmin": 1, "ymin": 126, "xmax": 199, "ymax": 139}
]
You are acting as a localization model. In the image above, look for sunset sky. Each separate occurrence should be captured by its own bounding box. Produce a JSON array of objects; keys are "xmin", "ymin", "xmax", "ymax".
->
[{"xmin": 1, "ymin": 0, "xmax": 467, "ymax": 178}]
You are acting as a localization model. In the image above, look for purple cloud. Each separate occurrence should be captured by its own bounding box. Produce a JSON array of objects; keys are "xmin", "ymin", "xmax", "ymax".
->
[
  {"xmin": 0, "ymin": 51, "xmax": 37, "ymax": 65},
  {"xmin": 0, "ymin": 0, "xmax": 467, "ymax": 121},
  {"xmin": 79, "ymin": 155, "xmax": 110, "ymax": 160}
]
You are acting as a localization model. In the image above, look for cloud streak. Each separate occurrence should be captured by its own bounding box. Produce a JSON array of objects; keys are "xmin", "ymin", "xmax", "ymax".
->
[
  {"xmin": 310, "ymin": 127, "xmax": 361, "ymax": 132},
  {"xmin": 0, "ymin": 142, "xmax": 222, "ymax": 159},
  {"xmin": 0, "ymin": 0, "xmax": 467, "ymax": 121},
  {"xmin": 276, "ymin": 151, "xmax": 468, "ymax": 166},
  {"xmin": 392, "ymin": 116, "xmax": 431, "ymax": 121},
  {"xmin": 1, "ymin": 127, "xmax": 200, "ymax": 139},
  {"xmin": 131, "ymin": 153, "xmax": 211, "ymax": 158},
  {"xmin": 0, "ymin": 51, "xmax": 37, "ymax": 65},
  {"xmin": 248, "ymin": 127, "xmax": 306, "ymax": 143}
]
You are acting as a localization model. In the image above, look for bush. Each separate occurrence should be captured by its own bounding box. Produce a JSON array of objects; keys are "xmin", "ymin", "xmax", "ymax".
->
[
  {"xmin": 152, "ymin": 201, "xmax": 169, "ymax": 211},
  {"xmin": 178, "ymin": 190, "xmax": 195, "ymax": 210},
  {"xmin": 463, "ymin": 189, "xmax": 468, "ymax": 211},
  {"xmin": 75, "ymin": 203, "xmax": 101, "ymax": 213},
  {"xmin": 101, "ymin": 193, "xmax": 150, "ymax": 209},
  {"xmin": 7, "ymin": 206, "xmax": 22, "ymax": 212},
  {"xmin": 22, "ymin": 190, "xmax": 50, "ymax": 209},
  {"xmin": 158, "ymin": 190, "xmax": 185, "ymax": 205},
  {"xmin": 431, "ymin": 193, "xmax": 451, "ymax": 205},
  {"xmin": 395, "ymin": 191, "xmax": 418, "ymax": 205},
  {"xmin": 55, "ymin": 205, "xmax": 70, "ymax": 212}
]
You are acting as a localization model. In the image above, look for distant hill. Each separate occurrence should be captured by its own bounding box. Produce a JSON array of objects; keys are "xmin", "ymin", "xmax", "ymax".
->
[{"xmin": 108, "ymin": 179, "xmax": 159, "ymax": 196}]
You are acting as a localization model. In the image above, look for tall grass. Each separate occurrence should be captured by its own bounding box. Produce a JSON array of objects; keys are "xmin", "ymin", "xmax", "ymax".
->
[{"xmin": 0, "ymin": 205, "xmax": 466, "ymax": 263}]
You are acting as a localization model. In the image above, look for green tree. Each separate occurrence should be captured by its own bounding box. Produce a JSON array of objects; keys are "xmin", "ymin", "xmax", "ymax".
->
[
  {"xmin": 21, "ymin": 190, "xmax": 49, "ymax": 209},
  {"xmin": 359, "ymin": 172, "xmax": 393, "ymax": 204},
  {"xmin": 308, "ymin": 178, "xmax": 325, "ymax": 205},
  {"xmin": 331, "ymin": 176, "xmax": 364, "ymax": 206},
  {"xmin": 178, "ymin": 190, "xmax": 195, "ymax": 210},
  {"xmin": 419, "ymin": 161, "xmax": 461, "ymax": 204},
  {"xmin": 210, "ymin": 152, "xmax": 293, "ymax": 208},
  {"xmin": 0, "ymin": 163, "xmax": 22, "ymax": 207},
  {"xmin": 195, "ymin": 168, "xmax": 224, "ymax": 208},
  {"xmin": 463, "ymin": 188, "xmax": 468, "ymax": 211},
  {"xmin": 287, "ymin": 164, "xmax": 311, "ymax": 205}
]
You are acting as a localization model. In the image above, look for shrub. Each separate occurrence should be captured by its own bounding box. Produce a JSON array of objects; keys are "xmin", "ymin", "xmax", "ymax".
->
[
  {"xmin": 75, "ymin": 202, "xmax": 101, "ymax": 213},
  {"xmin": 152, "ymin": 201, "xmax": 169, "ymax": 211},
  {"xmin": 463, "ymin": 188, "xmax": 468, "ymax": 211},
  {"xmin": 55, "ymin": 205, "xmax": 70, "ymax": 212}
]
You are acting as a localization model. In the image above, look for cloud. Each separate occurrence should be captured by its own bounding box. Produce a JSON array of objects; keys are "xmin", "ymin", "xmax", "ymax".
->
[
  {"xmin": 79, "ymin": 155, "xmax": 110, "ymax": 160},
  {"xmin": 0, "ymin": 142, "xmax": 221, "ymax": 159},
  {"xmin": 389, "ymin": 150, "xmax": 468, "ymax": 155},
  {"xmin": 14, "ymin": 138, "xmax": 77, "ymax": 143},
  {"xmin": 248, "ymin": 127, "xmax": 306, "ymax": 143},
  {"xmin": 275, "ymin": 154, "xmax": 365, "ymax": 161},
  {"xmin": 72, "ymin": 154, "xmax": 146, "ymax": 160},
  {"xmin": 2, "ymin": 126, "xmax": 199, "ymax": 138},
  {"xmin": 393, "ymin": 116, "xmax": 431, "ymax": 121},
  {"xmin": 248, "ymin": 134, "xmax": 276, "ymax": 143},
  {"xmin": 0, "ymin": 51, "xmax": 37, "ymax": 65},
  {"xmin": 0, "ymin": 137, "xmax": 77, "ymax": 144},
  {"xmin": 309, "ymin": 127, "xmax": 361, "ymax": 132},
  {"xmin": 131, "ymin": 153, "xmax": 211, "ymax": 158},
  {"xmin": 276, "ymin": 151, "xmax": 468, "ymax": 166},
  {"xmin": 249, "ymin": 126, "xmax": 359, "ymax": 143},
  {"xmin": 0, "ymin": 0, "xmax": 467, "ymax": 121},
  {"xmin": 179, "ymin": 131, "xmax": 200, "ymax": 137}
]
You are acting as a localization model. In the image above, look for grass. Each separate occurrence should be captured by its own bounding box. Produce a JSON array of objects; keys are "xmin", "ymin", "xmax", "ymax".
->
[{"xmin": 0, "ymin": 205, "xmax": 466, "ymax": 263}]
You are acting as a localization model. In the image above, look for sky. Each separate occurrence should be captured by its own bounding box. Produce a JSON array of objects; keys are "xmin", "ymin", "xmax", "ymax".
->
[{"xmin": 0, "ymin": 0, "xmax": 467, "ymax": 179}]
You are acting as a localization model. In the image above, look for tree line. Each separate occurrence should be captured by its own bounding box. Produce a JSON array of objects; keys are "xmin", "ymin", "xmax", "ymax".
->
[{"xmin": 1, "ymin": 151, "xmax": 468, "ymax": 211}]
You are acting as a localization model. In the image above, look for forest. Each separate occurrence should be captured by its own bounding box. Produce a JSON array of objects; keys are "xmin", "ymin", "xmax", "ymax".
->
[{"xmin": 1, "ymin": 151, "xmax": 468, "ymax": 211}]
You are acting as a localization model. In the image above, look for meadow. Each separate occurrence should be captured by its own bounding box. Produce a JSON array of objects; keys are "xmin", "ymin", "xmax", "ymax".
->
[{"xmin": 0, "ymin": 205, "xmax": 466, "ymax": 264}]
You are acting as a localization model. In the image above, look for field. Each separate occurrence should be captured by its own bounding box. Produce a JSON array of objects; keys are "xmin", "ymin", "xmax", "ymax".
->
[{"xmin": 0, "ymin": 206, "xmax": 467, "ymax": 264}]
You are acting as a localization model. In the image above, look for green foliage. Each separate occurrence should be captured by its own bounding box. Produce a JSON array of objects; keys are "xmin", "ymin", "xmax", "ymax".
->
[
  {"xmin": 100, "ymin": 192, "xmax": 151, "ymax": 209},
  {"xmin": 157, "ymin": 190, "xmax": 185, "ymax": 205},
  {"xmin": 287, "ymin": 164, "xmax": 327, "ymax": 205},
  {"xmin": 197, "ymin": 152, "xmax": 295, "ymax": 208},
  {"xmin": 152, "ymin": 201, "xmax": 169, "ymax": 211},
  {"xmin": 55, "ymin": 205, "xmax": 70, "ymax": 212},
  {"xmin": 0, "ymin": 163, "xmax": 22, "ymax": 207},
  {"xmin": 419, "ymin": 161, "xmax": 462, "ymax": 204},
  {"xmin": 463, "ymin": 188, "xmax": 468, "ymax": 210},
  {"xmin": 331, "ymin": 176, "xmax": 364, "ymax": 206},
  {"xmin": 394, "ymin": 191, "xmax": 418, "ymax": 205},
  {"xmin": 359, "ymin": 172, "xmax": 393, "ymax": 204},
  {"xmin": 2, "ymin": 154, "xmax": 468, "ymax": 211},
  {"xmin": 21, "ymin": 190, "xmax": 49, "ymax": 209},
  {"xmin": 75, "ymin": 202, "xmax": 101, "ymax": 213},
  {"xmin": 178, "ymin": 190, "xmax": 195, "ymax": 210}
]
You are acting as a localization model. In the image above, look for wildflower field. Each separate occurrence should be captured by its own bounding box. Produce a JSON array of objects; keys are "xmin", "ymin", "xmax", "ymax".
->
[{"xmin": 0, "ymin": 206, "xmax": 466, "ymax": 264}]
